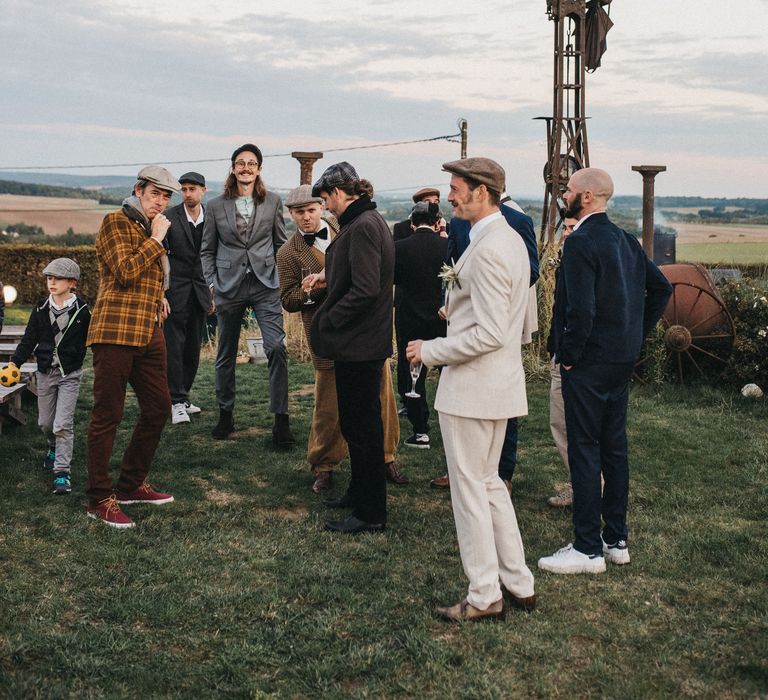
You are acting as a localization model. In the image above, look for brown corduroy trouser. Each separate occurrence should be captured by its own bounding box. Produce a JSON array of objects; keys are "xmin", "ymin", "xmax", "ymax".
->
[{"xmin": 308, "ymin": 360, "xmax": 399, "ymax": 473}]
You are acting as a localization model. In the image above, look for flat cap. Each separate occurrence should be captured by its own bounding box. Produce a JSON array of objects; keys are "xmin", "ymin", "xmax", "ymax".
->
[
  {"xmin": 136, "ymin": 165, "xmax": 181, "ymax": 193},
  {"xmin": 42, "ymin": 258, "xmax": 80, "ymax": 281},
  {"xmin": 285, "ymin": 184, "xmax": 324, "ymax": 209},
  {"xmin": 178, "ymin": 171, "xmax": 206, "ymax": 187},
  {"xmin": 442, "ymin": 157, "xmax": 505, "ymax": 195},
  {"xmin": 412, "ymin": 186, "xmax": 440, "ymax": 203},
  {"xmin": 311, "ymin": 161, "xmax": 359, "ymax": 197}
]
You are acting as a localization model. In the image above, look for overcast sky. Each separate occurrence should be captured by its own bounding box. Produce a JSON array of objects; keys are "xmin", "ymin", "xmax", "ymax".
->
[{"xmin": 1, "ymin": 0, "xmax": 766, "ymax": 198}]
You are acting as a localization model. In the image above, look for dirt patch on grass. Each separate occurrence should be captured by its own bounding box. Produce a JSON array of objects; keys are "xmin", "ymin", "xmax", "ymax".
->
[
  {"xmin": 255, "ymin": 506, "xmax": 309, "ymax": 520},
  {"xmin": 289, "ymin": 383, "xmax": 315, "ymax": 398},
  {"xmin": 191, "ymin": 476, "xmax": 246, "ymax": 505}
]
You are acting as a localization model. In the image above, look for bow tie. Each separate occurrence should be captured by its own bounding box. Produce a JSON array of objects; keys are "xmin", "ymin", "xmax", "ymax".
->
[{"xmin": 303, "ymin": 229, "xmax": 328, "ymax": 245}]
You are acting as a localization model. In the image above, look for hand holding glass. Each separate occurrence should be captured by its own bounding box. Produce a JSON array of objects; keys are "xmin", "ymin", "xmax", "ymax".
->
[
  {"xmin": 405, "ymin": 361, "xmax": 422, "ymax": 398},
  {"xmin": 301, "ymin": 268, "xmax": 315, "ymax": 305}
]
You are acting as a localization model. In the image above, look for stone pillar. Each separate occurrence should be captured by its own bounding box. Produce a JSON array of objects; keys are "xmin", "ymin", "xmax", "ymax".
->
[
  {"xmin": 292, "ymin": 152, "xmax": 324, "ymax": 185},
  {"xmin": 631, "ymin": 165, "xmax": 667, "ymax": 258}
]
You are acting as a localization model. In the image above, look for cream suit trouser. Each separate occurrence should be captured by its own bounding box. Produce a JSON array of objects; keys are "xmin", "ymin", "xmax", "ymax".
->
[{"xmin": 439, "ymin": 412, "xmax": 535, "ymax": 609}]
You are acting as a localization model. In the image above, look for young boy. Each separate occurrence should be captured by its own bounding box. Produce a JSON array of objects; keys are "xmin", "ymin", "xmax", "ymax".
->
[{"xmin": 8, "ymin": 258, "xmax": 90, "ymax": 495}]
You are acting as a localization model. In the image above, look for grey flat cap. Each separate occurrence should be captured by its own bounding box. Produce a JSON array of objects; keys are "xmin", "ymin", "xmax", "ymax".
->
[
  {"xmin": 178, "ymin": 171, "xmax": 206, "ymax": 187},
  {"xmin": 442, "ymin": 158, "xmax": 505, "ymax": 195},
  {"xmin": 136, "ymin": 165, "xmax": 181, "ymax": 193},
  {"xmin": 311, "ymin": 161, "xmax": 359, "ymax": 197},
  {"xmin": 43, "ymin": 258, "xmax": 80, "ymax": 280},
  {"xmin": 285, "ymin": 184, "xmax": 324, "ymax": 209}
]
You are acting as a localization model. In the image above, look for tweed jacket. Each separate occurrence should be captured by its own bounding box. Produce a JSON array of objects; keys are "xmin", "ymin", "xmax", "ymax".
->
[
  {"xmin": 276, "ymin": 223, "xmax": 337, "ymax": 370},
  {"xmin": 87, "ymin": 208, "xmax": 166, "ymax": 347},
  {"xmin": 420, "ymin": 215, "xmax": 530, "ymax": 420},
  {"xmin": 200, "ymin": 190, "xmax": 287, "ymax": 302}
]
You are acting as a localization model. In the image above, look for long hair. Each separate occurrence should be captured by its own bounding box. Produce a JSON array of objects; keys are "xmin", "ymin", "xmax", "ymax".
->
[
  {"xmin": 335, "ymin": 179, "xmax": 374, "ymax": 199},
  {"xmin": 223, "ymin": 171, "xmax": 267, "ymax": 203}
]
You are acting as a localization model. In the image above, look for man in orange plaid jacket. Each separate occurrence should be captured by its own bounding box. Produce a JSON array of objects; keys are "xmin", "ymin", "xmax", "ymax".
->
[{"xmin": 85, "ymin": 166, "xmax": 180, "ymax": 529}]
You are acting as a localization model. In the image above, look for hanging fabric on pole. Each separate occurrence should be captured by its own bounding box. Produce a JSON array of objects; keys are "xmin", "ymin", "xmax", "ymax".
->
[{"xmin": 585, "ymin": 0, "xmax": 613, "ymax": 72}]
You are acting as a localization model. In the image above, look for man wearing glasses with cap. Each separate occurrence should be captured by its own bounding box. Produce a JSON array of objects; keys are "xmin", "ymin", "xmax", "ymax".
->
[
  {"xmin": 164, "ymin": 172, "xmax": 212, "ymax": 425},
  {"xmin": 85, "ymin": 165, "xmax": 179, "ymax": 529},
  {"xmin": 201, "ymin": 144, "xmax": 293, "ymax": 446}
]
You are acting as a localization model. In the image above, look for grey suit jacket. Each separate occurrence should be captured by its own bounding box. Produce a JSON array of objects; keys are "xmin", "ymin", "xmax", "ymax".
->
[
  {"xmin": 200, "ymin": 190, "xmax": 287, "ymax": 302},
  {"xmin": 420, "ymin": 215, "xmax": 530, "ymax": 420}
]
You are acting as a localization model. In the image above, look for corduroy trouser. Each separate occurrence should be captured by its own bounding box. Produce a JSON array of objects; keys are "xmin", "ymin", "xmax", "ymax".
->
[
  {"xmin": 37, "ymin": 368, "xmax": 83, "ymax": 475},
  {"xmin": 86, "ymin": 328, "xmax": 171, "ymax": 504}
]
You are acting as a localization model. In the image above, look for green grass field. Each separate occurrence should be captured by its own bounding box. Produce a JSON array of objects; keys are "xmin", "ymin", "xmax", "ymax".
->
[
  {"xmin": 677, "ymin": 242, "xmax": 768, "ymax": 265},
  {"xmin": 1, "ymin": 358, "xmax": 766, "ymax": 698}
]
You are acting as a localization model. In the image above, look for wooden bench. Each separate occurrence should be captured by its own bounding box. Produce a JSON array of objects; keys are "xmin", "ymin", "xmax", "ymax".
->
[
  {"xmin": 0, "ymin": 362, "xmax": 38, "ymax": 432},
  {"xmin": 0, "ymin": 325, "xmax": 26, "ymax": 345}
]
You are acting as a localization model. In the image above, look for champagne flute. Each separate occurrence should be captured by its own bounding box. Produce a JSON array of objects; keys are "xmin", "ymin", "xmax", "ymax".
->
[
  {"xmin": 301, "ymin": 267, "xmax": 315, "ymax": 305},
  {"xmin": 405, "ymin": 361, "xmax": 422, "ymax": 398}
]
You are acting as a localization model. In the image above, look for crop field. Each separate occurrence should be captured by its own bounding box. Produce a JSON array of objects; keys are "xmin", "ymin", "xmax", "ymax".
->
[{"xmin": 0, "ymin": 195, "xmax": 111, "ymax": 235}]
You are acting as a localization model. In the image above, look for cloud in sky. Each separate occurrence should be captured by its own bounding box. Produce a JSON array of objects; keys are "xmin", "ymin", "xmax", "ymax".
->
[{"xmin": 1, "ymin": 0, "xmax": 766, "ymax": 197}]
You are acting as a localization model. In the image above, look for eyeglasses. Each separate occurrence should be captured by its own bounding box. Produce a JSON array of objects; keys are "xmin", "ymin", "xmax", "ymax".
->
[{"xmin": 234, "ymin": 160, "xmax": 259, "ymax": 169}]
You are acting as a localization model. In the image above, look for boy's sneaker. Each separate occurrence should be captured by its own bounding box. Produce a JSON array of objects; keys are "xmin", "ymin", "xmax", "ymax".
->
[
  {"xmin": 538, "ymin": 543, "xmax": 606, "ymax": 574},
  {"xmin": 184, "ymin": 401, "xmax": 201, "ymax": 415},
  {"xmin": 116, "ymin": 482, "xmax": 174, "ymax": 505},
  {"xmin": 405, "ymin": 433, "xmax": 430, "ymax": 449},
  {"xmin": 52, "ymin": 473, "xmax": 71, "ymax": 495},
  {"xmin": 602, "ymin": 536, "xmax": 631, "ymax": 565},
  {"xmin": 86, "ymin": 495, "xmax": 135, "ymax": 529},
  {"xmin": 171, "ymin": 403, "xmax": 190, "ymax": 424},
  {"xmin": 44, "ymin": 449, "xmax": 56, "ymax": 469}
]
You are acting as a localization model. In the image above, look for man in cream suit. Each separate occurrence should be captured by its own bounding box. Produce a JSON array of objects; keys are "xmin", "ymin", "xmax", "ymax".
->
[{"xmin": 407, "ymin": 158, "xmax": 535, "ymax": 622}]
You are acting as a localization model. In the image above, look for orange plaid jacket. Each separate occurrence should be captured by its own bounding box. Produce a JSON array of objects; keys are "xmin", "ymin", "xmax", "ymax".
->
[{"xmin": 86, "ymin": 208, "xmax": 166, "ymax": 347}]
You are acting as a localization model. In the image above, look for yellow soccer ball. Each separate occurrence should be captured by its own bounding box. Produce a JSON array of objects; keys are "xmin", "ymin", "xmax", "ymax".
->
[{"xmin": 0, "ymin": 364, "xmax": 21, "ymax": 387}]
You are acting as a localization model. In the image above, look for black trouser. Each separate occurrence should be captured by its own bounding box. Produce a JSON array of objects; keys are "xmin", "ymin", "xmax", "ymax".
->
[
  {"xmin": 334, "ymin": 359, "xmax": 387, "ymax": 525},
  {"xmin": 497, "ymin": 418, "xmax": 518, "ymax": 481},
  {"xmin": 561, "ymin": 361, "xmax": 634, "ymax": 556},
  {"xmin": 404, "ymin": 362, "xmax": 429, "ymax": 435},
  {"xmin": 395, "ymin": 327, "xmax": 410, "ymax": 406},
  {"xmin": 164, "ymin": 297, "xmax": 206, "ymax": 405}
]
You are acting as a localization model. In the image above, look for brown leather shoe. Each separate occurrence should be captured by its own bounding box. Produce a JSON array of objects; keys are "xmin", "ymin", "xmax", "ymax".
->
[
  {"xmin": 501, "ymin": 585, "xmax": 536, "ymax": 613},
  {"xmin": 312, "ymin": 471, "xmax": 332, "ymax": 493},
  {"xmin": 436, "ymin": 598, "xmax": 505, "ymax": 622},
  {"xmin": 430, "ymin": 473, "xmax": 449, "ymax": 489},
  {"xmin": 385, "ymin": 461, "xmax": 409, "ymax": 485}
]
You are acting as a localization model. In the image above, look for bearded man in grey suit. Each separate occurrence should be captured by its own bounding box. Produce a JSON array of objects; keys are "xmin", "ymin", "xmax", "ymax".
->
[
  {"xmin": 201, "ymin": 143, "xmax": 294, "ymax": 446},
  {"xmin": 407, "ymin": 158, "xmax": 535, "ymax": 622}
]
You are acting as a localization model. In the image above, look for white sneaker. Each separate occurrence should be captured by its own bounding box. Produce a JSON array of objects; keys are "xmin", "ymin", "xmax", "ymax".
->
[
  {"xmin": 171, "ymin": 403, "xmax": 190, "ymax": 424},
  {"xmin": 184, "ymin": 401, "xmax": 201, "ymax": 415},
  {"xmin": 538, "ymin": 543, "xmax": 606, "ymax": 574},
  {"xmin": 602, "ymin": 536, "xmax": 631, "ymax": 565}
]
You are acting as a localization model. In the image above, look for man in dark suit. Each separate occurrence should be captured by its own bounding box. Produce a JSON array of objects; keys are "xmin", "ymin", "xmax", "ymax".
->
[
  {"xmin": 392, "ymin": 187, "xmax": 445, "ymax": 241},
  {"xmin": 539, "ymin": 167, "xmax": 671, "ymax": 575},
  {"xmin": 164, "ymin": 172, "xmax": 212, "ymax": 425},
  {"xmin": 308, "ymin": 162, "xmax": 395, "ymax": 534},
  {"xmin": 200, "ymin": 144, "xmax": 293, "ymax": 445},
  {"xmin": 394, "ymin": 201, "xmax": 447, "ymax": 448},
  {"xmin": 431, "ymin": 194, "xmax": 539, "ymax": 493}
]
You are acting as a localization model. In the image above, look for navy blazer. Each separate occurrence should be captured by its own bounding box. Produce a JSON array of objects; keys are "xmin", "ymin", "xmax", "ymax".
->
[
  {"xmin": 551, "ymin": 212, "xmax": 672, "ymax": 366},
  {"xmin": 165, "ymin": 203, "xmax": 210, "ymax": 311},
  {"xmin": 446, "ymin": 204, "xmax": 539, "ymax": 287}
]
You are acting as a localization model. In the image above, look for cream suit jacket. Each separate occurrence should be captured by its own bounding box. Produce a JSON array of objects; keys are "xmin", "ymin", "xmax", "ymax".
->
[{"xmin": 420, "ymin": 216, "xmax": 529, "ymax": 420}]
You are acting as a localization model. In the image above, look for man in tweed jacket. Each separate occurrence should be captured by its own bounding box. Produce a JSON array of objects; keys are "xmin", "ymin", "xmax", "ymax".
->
[
  {"xmin": 85, "ymin": 166, "xmax": 180, "ymax": 529},
  {"xmin": 277, "ymin": 186, "xmax": 404, "ymax": 494}
]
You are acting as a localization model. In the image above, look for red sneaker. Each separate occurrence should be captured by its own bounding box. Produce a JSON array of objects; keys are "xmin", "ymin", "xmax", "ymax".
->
[
  {"xmin": 86, "ymin": 495, "xmax": 135, "ymax": 529},
  {"xmin": 116, "ymin": 482, "xmax": 174, "ymax": 505}
]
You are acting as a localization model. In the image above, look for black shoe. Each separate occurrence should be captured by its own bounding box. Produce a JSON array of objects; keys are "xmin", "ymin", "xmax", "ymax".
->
[
  {"xmin": 397, "ymin": 406, "xmax": 407, "ymax": 417},
  {"xmin": 212, "ymin": 409, "xmax": 234, "ymax": 439},
  {"xmin": 325, "ymin": 515, "xmax": 385, "ymax": 534},
  {"xmin": 272, "ymin": 413, "xmax": 296, "ymax": 448},
  {"xmin": 324, "ymin": 492, "xmax": 354, "ymax": 508}
]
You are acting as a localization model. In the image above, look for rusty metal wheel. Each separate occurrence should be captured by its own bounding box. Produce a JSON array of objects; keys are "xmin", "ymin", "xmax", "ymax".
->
[{"xmin": 660, "ymin": 281, "xmax": 736, "ymax": 383}]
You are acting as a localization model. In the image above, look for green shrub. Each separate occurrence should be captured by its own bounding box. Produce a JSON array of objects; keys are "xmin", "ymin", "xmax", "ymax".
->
[{"xmin": 720, "ymin": 278, "xmax": 768, "ymax": 389}]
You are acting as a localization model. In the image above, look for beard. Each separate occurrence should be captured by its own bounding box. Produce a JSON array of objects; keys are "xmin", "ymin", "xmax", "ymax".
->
[{"xmin": 563, "ymin": 192, "xmax": 583, "ymax": 219}]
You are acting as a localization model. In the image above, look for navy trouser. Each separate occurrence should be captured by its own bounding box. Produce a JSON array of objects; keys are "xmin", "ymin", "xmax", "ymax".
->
[
  {"xmin": 497, "ymin": 418, "xmax": 518, "ymax": 481},
  {"xmin": 561, "ymin": 361, "xmax": 634, "ymax": 556},
  {"xmin": 334, "ymin": 359, "xmax": 387, "ymax": 525}
]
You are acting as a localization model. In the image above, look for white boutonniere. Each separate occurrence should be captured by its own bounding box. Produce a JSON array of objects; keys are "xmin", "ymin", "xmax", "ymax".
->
[{"xmin": 438, "ymin": 260, "xmax": 461, "ymax": 291}]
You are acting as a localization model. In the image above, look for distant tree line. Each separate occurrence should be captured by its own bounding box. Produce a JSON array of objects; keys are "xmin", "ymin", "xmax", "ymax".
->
[
  {"xmin": 0, "ymin": 178, "xmax": 123, "ymax": 205},
  {"xmin": 0, "ymin": 222, "xmax": 95, "ymax": 246}
]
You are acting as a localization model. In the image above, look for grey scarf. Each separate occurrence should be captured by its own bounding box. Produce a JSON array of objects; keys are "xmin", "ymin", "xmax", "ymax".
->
[{"xmin": 122, "ymin": 195, "xmax": 171, "ymax": 291}]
